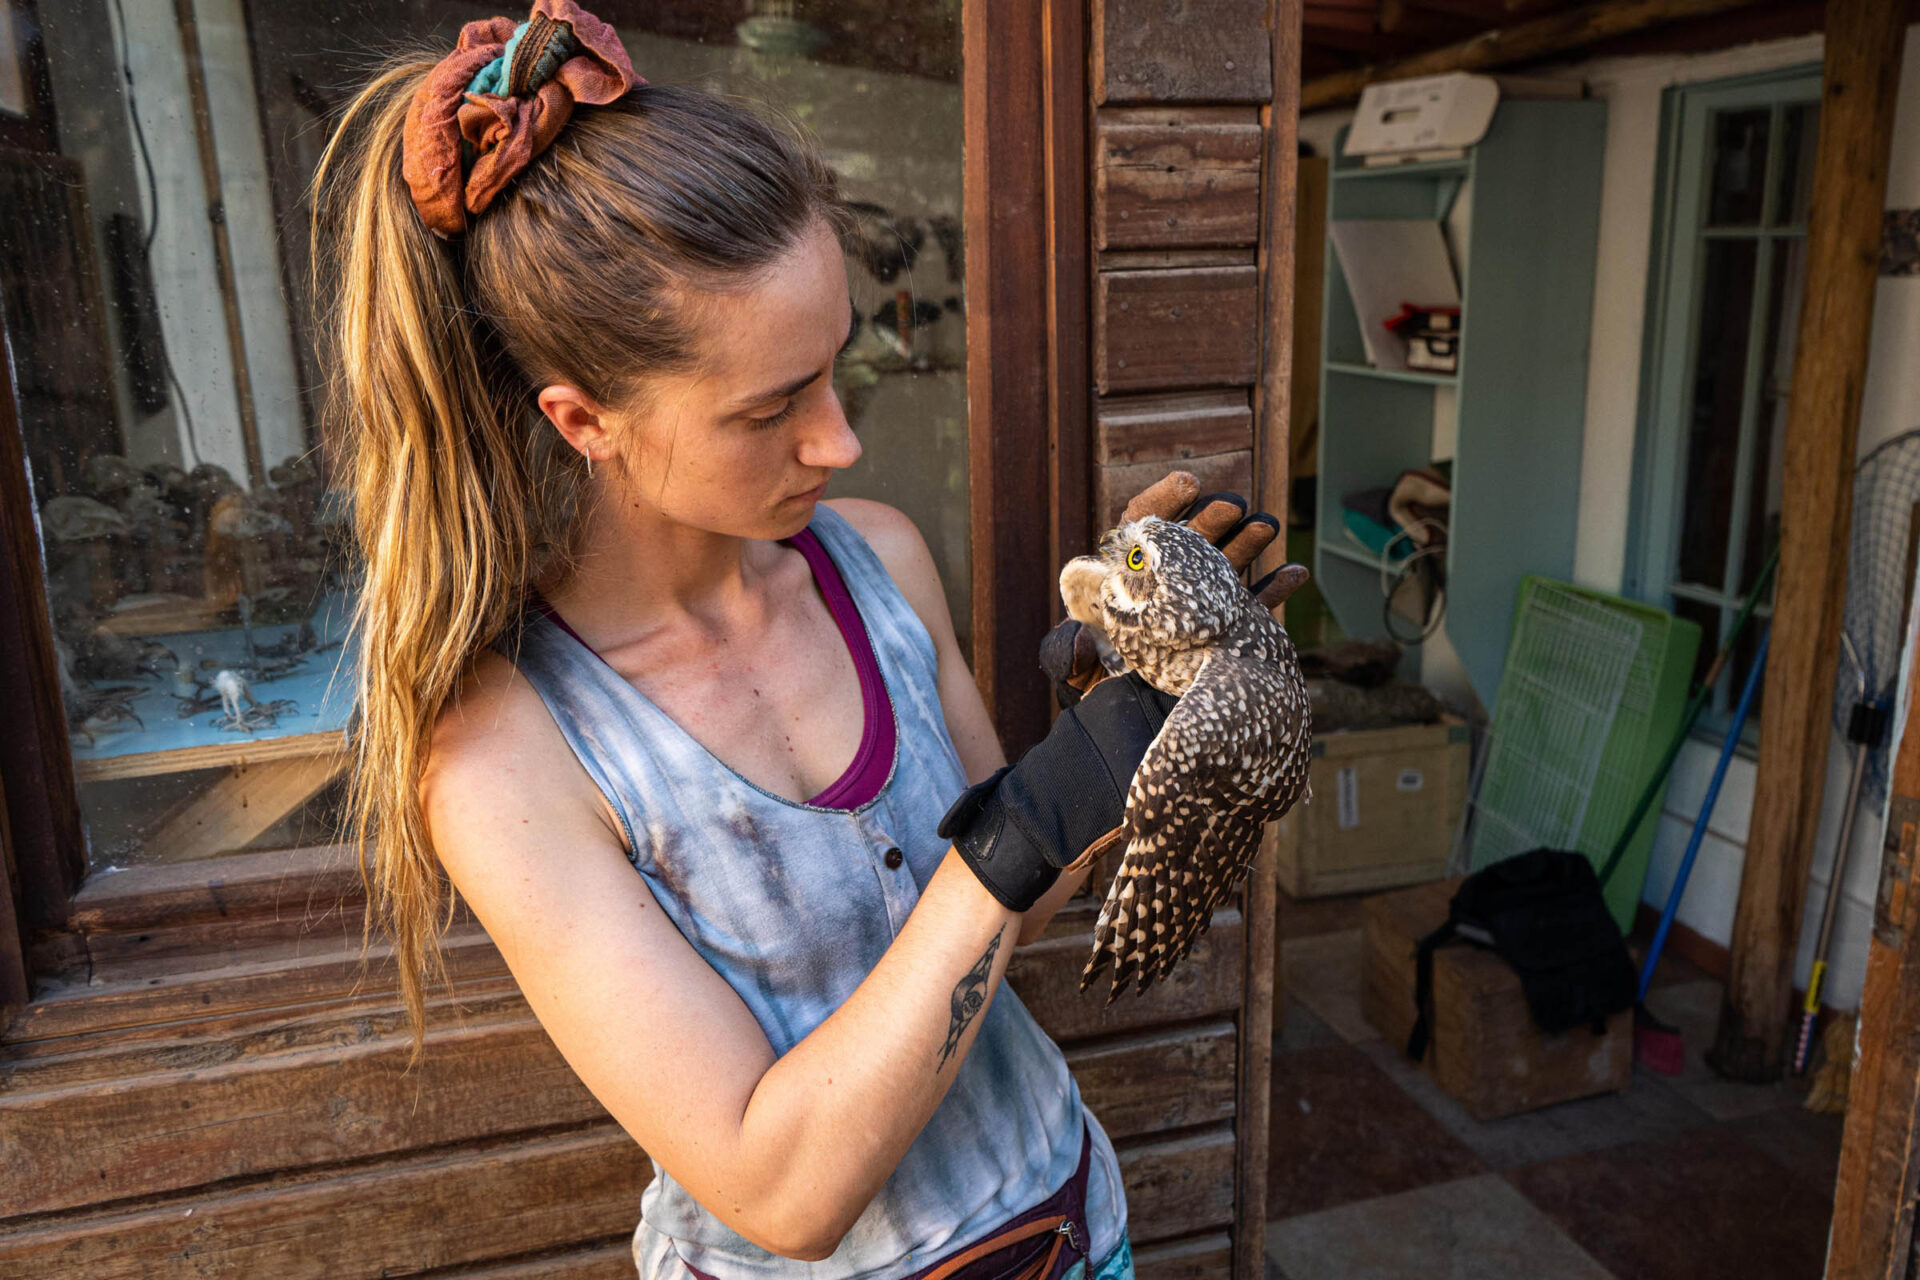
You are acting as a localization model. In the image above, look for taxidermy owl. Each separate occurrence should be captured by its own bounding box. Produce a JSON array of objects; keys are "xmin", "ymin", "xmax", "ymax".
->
[{"xmin": 1060, "ymin": 516, "xmax": 1312, "ymax": 1001}]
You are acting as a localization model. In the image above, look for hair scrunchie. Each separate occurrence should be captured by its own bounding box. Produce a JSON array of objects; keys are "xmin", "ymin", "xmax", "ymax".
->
[{"xmin": 402, "ymin": 0, "xmax": 641, "ymax": 238}]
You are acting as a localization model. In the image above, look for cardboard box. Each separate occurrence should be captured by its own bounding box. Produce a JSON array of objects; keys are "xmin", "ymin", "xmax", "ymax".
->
[
  {"xmin": 1267, "ymin": 716, "xmax": 1469, "ymax": 898},
  {"xmin": 1361, "ymin": 878, "xmax": 1633, "ymax": 1121}
]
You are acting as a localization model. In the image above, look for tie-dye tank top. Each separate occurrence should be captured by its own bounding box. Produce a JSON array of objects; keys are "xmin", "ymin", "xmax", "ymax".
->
[{"xmin": 501, "ymin": 502, "xmax": 1128, "ymax": 1279}]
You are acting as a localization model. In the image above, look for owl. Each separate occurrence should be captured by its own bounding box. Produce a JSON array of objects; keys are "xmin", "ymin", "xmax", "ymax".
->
[{"xmin": 1059, "ymin": 516, "xmax": 1312, "ymax": 1001}]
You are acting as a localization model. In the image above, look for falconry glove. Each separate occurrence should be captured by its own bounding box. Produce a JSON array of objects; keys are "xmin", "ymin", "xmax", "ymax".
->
[{"xmin": 939, "ymin": 672, "xmax": 1177, "ymax": 912}]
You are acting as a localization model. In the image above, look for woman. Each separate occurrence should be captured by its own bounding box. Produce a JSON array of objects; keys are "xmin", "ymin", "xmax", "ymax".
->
[{"xmin": 317, "ymin": 5, "xmax": 1282, "ymax": 1277}]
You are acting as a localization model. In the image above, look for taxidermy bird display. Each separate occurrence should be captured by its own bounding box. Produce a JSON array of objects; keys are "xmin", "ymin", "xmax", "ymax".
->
[{"xmin": 1060, "ymin": 516, "xmax": 1313, "ymax": 1001}]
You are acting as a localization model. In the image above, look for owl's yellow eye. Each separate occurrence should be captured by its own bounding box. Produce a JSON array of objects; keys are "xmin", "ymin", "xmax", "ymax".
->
[{"xmin": 1126, "ymin": 546, "xmax": 1146, "ymax": 571}]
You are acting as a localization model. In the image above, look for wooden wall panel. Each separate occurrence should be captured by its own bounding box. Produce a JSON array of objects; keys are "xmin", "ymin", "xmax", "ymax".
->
[
  {"xmin": 1116, "ymin": 1125, "xmax": 1240, "ymax": 1242},
  {"xmin": 1, "ymin": 997, "xmax": 1238, "ymax": 1220},
  {"xmin": 7, "ymin": 928, "xmax": 510, "ymax": 1053},
  {"xmin": 1064, "ymin": 1021, "xmax": 1239, "ymax": 1135},
  {"xmin": 1094, "ymin": 450, "xmax": 1255, "ymax": 531},
  {"xmin": 1092, "ymin": 0, "xmax": 1274, "ymax": 103},
  {"xmin": 0, "ymin": 1126, "xmax": 649, "ymax": 1280},
  {"xmin": 1084, "ymin": 8, "xmax": 1294, "ymax": 1274},
  {"xmin": 1096, "ymin": 266, "xmax": 1261, "ymax": 394},
  {"xmin": 1096, "ymin": 108, "xmax": 1264, "ymax": 250},
  {"xmin": 1, "ymin": 1016, "xmax": 600, "ymax": 1216},
  {"xmin": 1095, "ymin": 389, "xmax": 1254, "ymax": 464},
  {"xmin": 440, "ymin": 1245, "xmax": 637, "ymax": 1280},
  {"xmin": 1133, "ymin": 1232, "xmax": 1236, "ymax": 1279},
  {"xmin": 1011, "ymin": 909, "xmax": 1245, "ymax": 1042}
]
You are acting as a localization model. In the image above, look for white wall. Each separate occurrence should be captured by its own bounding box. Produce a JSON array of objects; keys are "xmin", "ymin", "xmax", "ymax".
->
[{"xmin": 1304, "ymin": 26, "xmax": 1920, "ymax": 1009}]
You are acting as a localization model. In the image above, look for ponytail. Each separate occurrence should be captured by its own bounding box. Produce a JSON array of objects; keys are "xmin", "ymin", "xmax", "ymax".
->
[{"xmin": 314, "ymin": 58, "xmax": 576, "ymax": 1065}]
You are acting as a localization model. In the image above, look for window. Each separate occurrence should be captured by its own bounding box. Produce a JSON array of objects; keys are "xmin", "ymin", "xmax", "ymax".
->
[
  {"xmin": 1630, "ymin": 66, "xmax": 1822, "ymax": 729},
  {"xmin": 1, "ymin": 1, "xmax": 966, "ymax": 874}
]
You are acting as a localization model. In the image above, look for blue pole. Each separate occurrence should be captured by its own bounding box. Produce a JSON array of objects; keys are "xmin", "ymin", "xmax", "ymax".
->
[{"xmin": 1637, "ymin": 624, "xmax": 1771, "ymax": 1003}]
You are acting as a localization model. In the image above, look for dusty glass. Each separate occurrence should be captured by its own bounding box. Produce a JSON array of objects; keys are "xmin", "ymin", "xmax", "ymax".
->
[{"xmin": 3, "ymin": 0, "xmax": 965, "ymax": 868}]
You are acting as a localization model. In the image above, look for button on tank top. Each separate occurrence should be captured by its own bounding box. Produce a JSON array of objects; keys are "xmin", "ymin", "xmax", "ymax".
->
[{"xmin": 501, "ymin": 503, "xmax": 1127, "ymax": 1280}]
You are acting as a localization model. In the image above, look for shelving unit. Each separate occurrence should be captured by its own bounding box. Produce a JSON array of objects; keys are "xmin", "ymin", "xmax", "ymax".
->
[{"xmin": 1315, "ymin": 98, "xmax": 1608, "ymax": 710}]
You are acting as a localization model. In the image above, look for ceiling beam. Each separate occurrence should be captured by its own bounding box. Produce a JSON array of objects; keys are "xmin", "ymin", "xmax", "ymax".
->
[
  {"xmin": 1302, "ymin": 0, "xmax": 1768, "ymax": 108},
  {"xmin": 1391, "ymin": 0, "xmax": 1524, "ymax": 20},
  {"xmin": 1377, "ymin": 0, "xmax": 1490, "ymax": 38},
  {"xmin": 1301, "ymin": 22, "xmax": 1437, "ymax": 54}
]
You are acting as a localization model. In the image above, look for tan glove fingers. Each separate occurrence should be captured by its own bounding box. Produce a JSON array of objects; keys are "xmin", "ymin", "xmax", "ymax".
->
[
  {"xmin": 1181, "ymin": 494, "xmax": 1249, "ymax": 545},
  {"xmin": 1254, "ymin": 563, "xmax": 1312, "ymax": 611},
  {"xmin": 1122, "ymin": 470, "xmax": 1200, "ymax": 523},
  {"xmin": 1217, "ymin": 513, "xmax": 1281, "ymax": 573}
]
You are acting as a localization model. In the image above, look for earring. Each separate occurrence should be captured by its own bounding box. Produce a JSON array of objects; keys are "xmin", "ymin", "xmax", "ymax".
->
[{"xmin": 583, "ymin": 449, "xmax": 594, "ymax": 479}]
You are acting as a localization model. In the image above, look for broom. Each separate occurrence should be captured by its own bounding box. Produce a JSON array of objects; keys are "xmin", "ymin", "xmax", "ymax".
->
[{"xmin": 1595, "ymin": 544, "xmax": 1779, "ymax": 1073}]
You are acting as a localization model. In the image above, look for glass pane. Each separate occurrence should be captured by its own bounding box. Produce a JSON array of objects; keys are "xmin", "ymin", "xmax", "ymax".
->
[
  {"xmin": 1671, "ymin": 596, "xmax": 1722, "ymax": 694},
  {"xmin": 1737, "ymin": 238, "xmax": 1805, "ymax": 596},
  {"xmin": 1726, "ymin": 602, "xmax": 1771, "ymax": 727},
  {"xmin": 1706, "ymin": 108, "xmax": 1771, "ymax": 227},
  {"xmin": 1773, "ymin": 102, "xmax": 1819, "ymax": 227},
  {"xmin": 1676, "ymin": 239, "xmax": 1758, "ymax": 586},
  {"xmin": 9, "ymin": 2, "xmax": 965, "ymax": 870}
]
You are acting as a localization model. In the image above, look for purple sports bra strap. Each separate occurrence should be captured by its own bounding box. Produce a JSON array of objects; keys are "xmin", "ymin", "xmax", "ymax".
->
[
  {"xmin": 525, "ymin": 524, "xmax": 895, "ymax": 812},
  {"xmin": 787, "ymin": 526, "xmax": 896, "ymax": 809}
]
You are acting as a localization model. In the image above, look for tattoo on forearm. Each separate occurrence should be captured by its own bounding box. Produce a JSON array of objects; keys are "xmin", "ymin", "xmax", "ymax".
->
[{"xmin": 936, "ymin": 930, "xmax": 1003, "ymax": 1071}]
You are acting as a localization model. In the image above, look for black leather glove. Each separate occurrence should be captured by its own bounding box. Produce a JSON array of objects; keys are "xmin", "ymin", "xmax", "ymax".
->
[{"xmin": 938, "ymin": 672, "xmax": 1177, "ymax": 912}]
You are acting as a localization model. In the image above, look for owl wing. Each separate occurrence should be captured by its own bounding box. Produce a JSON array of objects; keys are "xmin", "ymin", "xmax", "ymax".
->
[{"xmin": 1081, "ymin": 647, "xmax": 1310, "ymax": 1002}]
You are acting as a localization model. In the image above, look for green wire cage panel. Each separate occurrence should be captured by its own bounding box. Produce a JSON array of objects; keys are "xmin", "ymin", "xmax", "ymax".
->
[
  {"xmin": 1468, "ymin": 576, "xmax": 1701, "ymax": 932},
  {"xmin": 1467, "ymin": 580, "xmax": 1641, "ymax": 892}
]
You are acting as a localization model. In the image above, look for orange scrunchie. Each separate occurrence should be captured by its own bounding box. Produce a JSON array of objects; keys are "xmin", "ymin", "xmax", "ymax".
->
[{"xmin": 402, "ymin": 0, "xmax": 640, "ymax": 238}]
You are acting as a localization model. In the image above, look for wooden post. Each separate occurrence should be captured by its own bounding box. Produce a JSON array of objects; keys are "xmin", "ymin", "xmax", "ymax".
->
[
  {"xmin": 965, "ymin": 0, "xmax": 1057, "ymax": 754},
  {"xmin": 1238, "ymin": 2, "xmax": 1301, "ymax": 1274},
  {"xmin": 1708, "ymin": 0, "xmax": 1907, "ymax": 1083},
  {"xmin": 1045, "ymin": 0, "xmax": 1092, "ymax": 617},
  {"xmin": 1828, "ymin": 642, "xmax": 1920, "ymax": 1277}
]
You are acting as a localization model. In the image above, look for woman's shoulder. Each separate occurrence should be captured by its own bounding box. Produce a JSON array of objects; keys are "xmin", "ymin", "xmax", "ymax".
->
[
  {"xmin": 422, "ymin": 648, "xmax": 602, "ymax": 857},
  {"xmin": 819, "ymin": 498, "xmax": 949, "ymax": 638},
  {"xmin": 819, "ymin": 497, "xmax": 923, "ymax": 564}
]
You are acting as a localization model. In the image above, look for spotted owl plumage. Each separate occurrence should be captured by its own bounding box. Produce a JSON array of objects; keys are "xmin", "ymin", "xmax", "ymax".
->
[{"xmin": 1059, "ymin": 516, "xmax": 1312, "ymax": 1001}]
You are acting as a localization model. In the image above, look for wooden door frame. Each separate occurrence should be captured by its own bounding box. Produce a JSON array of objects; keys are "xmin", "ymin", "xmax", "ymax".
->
[
  {"xmin": 963, "ymin": 0, "xmax": 1090, "ymax": 756},
  {"xmin": 0, "ymin": 309, "xmax": 86, "ymax": 1015},
  {"xmin": 1831, "ymin": 614, "xmax": 1920, "ymax": 1276}
]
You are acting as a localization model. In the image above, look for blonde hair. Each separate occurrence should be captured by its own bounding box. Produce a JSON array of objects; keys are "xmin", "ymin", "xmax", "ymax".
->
[{"xmin": 311, "ymin": 57, "xmax": 847, "ymax": 1063}]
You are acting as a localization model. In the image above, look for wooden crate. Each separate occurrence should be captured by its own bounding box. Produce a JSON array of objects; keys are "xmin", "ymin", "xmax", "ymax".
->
[
  {"xmin": 1361, "ymin": 879, "xmax": 1632, "ymax": 1121},
  {"xmin": 1267, "ymin": 717, "xmax": 1469, "ymax": 898}
]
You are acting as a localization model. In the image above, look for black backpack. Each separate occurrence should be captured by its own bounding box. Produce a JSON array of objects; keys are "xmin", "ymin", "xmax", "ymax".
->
[{"xmin": 1407, "ymin": 849, "xmax": 1638, "ymax": 1061}]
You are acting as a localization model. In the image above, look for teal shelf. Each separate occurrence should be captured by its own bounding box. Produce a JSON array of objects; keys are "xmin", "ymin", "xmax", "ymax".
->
[
  {"xmin": 1326, "ymin": 360, "xmax": 1458, "ymax": 388},
  {"xmin": 1331, "ymin": 156, "xmax": 1471, "ymax": 182},
  {"xmin": 1316, "ymin": 100, "xmax": 1609, "ymax": 712},
  {"xmin": 1320, "ymin": 540, "xmax": 1390, "ymax": 571}
]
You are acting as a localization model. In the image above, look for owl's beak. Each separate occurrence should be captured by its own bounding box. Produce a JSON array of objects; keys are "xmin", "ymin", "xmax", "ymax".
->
[{"xmin": 1059, "ymin": 556, "xmax": 1107, "ymax": 626}]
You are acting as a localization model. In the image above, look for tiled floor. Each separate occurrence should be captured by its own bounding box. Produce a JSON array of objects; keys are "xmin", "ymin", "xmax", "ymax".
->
[{"xmin": 1265, "ymin": 895, "xmax": 1847, "ymax": 1280}]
